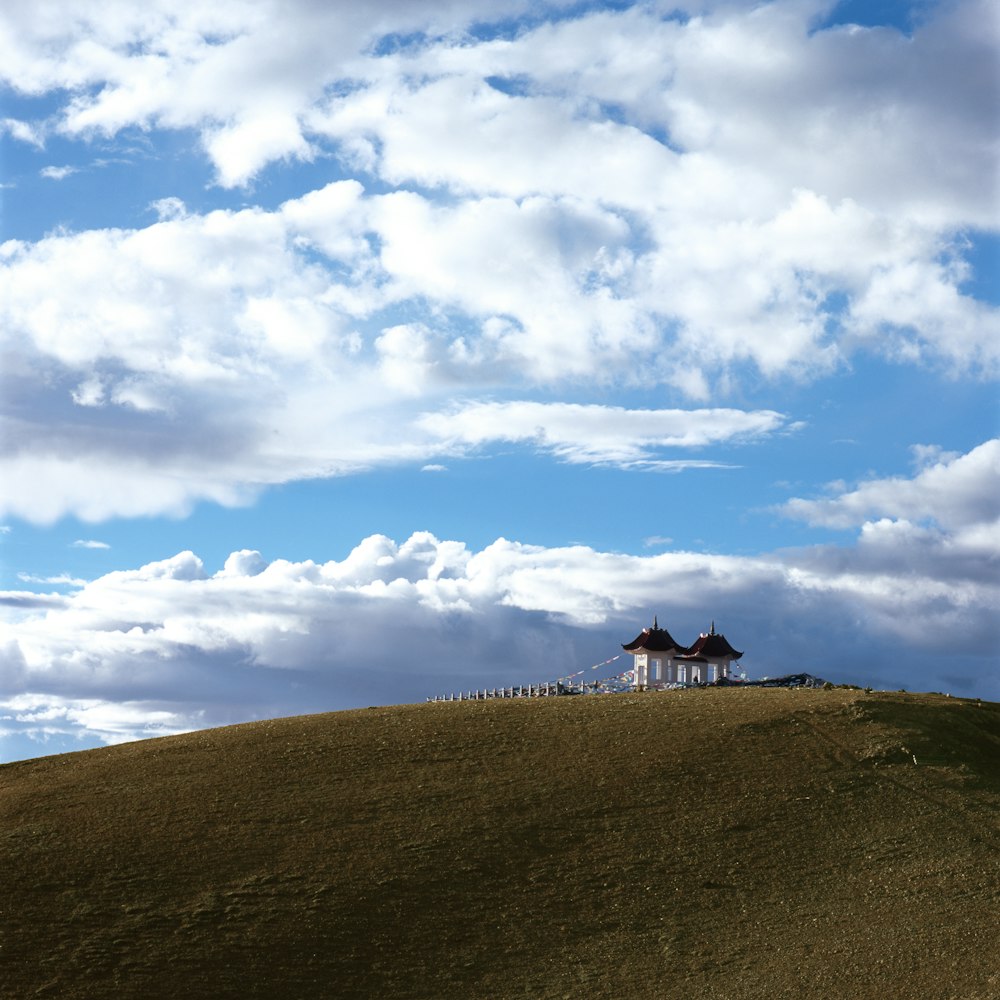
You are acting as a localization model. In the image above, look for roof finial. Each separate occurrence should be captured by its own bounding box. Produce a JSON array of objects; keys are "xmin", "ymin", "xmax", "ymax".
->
[
  {"xmin": 710, "ymin": 620, "xmax": 715, "ymax": 635},
  {"xmin": 653, "ymin": 614, "xmax": 659, "ymax": 629}
]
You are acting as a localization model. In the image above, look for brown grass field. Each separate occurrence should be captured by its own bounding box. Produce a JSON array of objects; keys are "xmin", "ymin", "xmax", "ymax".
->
[{"xmin": 1, "ymin": 686, "xmax": 998, "ymax": 999}]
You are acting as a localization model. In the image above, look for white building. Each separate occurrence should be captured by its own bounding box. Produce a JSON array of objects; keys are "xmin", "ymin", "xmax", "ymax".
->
[
  {"xmin": 621, "ymin": 617, "xmax": 686, "ymax": 688},
  {"xmin": 622, "ymin": 618, "xmax": 743, "ymax": 686},
  {"xmin": 676, "ymin": 622, "xmax": 744, "ymax": 683}
]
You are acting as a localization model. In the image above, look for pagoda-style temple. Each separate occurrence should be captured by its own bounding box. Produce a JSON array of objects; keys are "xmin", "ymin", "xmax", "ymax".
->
[
  {"xmin": 620, "ymin": 616, "xmax": 687, "ymax": 688},
  {"xmin": 677, "ymin": 621, "xmax": 743, "ymax": 684},
  {"xmin": 622, "ymin": 618, "xmax": 743, "ymax": 687}
]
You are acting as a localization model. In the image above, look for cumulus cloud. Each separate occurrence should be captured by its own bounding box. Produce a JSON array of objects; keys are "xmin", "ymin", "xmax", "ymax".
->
[
  {"xmin": 0, "ymin": 0, "xmax": 543, "ymax": 185},
  {"xmin": 1, "ymin": 3, "xmax": 995, "ymax": 349},
  {"xmin": 3, "ymin": 440, "xmax": 998, "ymax": 754},
  {"xmin": 6, "ymin": 0, "xmax": 991, "ymax": 221},
  {"xmin": 315, "ymin": 3, "xmax": 999, "ymax": 378},
  {"xmin": 0, "ymin": 185, "xmax": 796, "ymax": 521},
  {"xmin": 39, "ymin": 165, "xmax": 77, "ymax": 180},
  {"xmin": 1, "ymin": 2, "xmax": 997, "ymax": 524},
  {"xmin": 1, "ymin": 117, "xmax": 44, "ymax": 146},
  {"xmin": 782, "ymin": 439, "xmax": 1000, "ymax": 533},
  {"xmin": 776, "ymin": 440, "xmax": 1000, "ymax": 651},
  {"xmin": 2, "ymin": 173, "xmax": 989, "ymax": 522}
]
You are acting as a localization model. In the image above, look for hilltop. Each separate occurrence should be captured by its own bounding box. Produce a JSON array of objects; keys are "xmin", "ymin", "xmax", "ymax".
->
[{"xmin": 1, "ymin": 687, "xmax": 998, "ymax": 999}]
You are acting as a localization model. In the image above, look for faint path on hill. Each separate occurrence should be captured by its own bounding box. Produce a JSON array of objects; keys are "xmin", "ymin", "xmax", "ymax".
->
[{"xmin": 794, "ymin": 704, "xmax": 1000, "ymax": 850}]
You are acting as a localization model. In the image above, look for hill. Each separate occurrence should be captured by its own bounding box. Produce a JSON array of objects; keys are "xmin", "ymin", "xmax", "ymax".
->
[{"xmin": 1, "ymin": 687, "xmax": 998, "ymax": 999}]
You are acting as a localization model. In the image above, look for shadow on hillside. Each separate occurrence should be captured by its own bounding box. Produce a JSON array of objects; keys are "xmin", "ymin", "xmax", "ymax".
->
[{"xmin": 858, "ymin": 696, "xmax": 1000, "ymax": 791}]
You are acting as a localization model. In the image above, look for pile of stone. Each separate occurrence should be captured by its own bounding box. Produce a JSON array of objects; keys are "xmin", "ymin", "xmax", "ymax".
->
[{"xmin": 713, "ymin": 673, "xmax": 828, "ymax": 688}]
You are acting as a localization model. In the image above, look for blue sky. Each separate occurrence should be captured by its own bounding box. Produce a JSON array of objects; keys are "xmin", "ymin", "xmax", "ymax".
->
[{"xmin": 1, "ymin": 0, "xmax": 998, "ymax": 762}]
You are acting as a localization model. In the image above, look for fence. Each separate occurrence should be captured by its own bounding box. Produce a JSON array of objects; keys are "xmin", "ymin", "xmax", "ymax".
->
[{"xmin": 427, "ymin": 682, "xmax": 580, "ymax": 702}]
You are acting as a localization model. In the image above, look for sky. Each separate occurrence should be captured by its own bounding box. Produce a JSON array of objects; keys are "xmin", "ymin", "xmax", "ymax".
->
[{"xmin": 1, "ymin": 0, "xmax": 998, "ymax": 762}]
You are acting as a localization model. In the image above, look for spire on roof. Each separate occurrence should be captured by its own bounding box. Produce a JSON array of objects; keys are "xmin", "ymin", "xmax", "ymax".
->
[
  {"xmin": 710, "ymin": 620, "xmax": 715, "ymax": 635},
  {"xmin": 653, "ymin": 615, "xmax": 659, "ymax": 629}
]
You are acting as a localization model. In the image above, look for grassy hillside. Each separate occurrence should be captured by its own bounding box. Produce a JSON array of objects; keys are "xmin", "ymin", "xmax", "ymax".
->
[{"xmin": 1, "ymin": 688, "xmax": 998, "ymax": 999}]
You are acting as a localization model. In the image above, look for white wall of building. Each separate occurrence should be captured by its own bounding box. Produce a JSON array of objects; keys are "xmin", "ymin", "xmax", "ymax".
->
[{"xmin": 628, "ymin": 651, "xmax": 737, "ymax": 687}]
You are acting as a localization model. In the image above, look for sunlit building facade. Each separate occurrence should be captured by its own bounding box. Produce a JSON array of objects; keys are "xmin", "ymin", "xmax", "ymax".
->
[{"xmin": 622, "ymin": 619, "xmax": 743, "ymax": 686}]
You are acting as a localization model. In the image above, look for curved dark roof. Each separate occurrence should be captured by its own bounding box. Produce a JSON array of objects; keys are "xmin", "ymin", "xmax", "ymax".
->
[
  {"xmin": 622, "ymin": 618, "xmax": 685, "ymax": 653},
  {"xmin": 680, "ymin": 630, "xmax": 743, "ymax": 660}
]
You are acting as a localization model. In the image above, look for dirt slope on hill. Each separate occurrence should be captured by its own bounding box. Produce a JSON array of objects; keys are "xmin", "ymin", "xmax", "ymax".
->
[{"xmin": 1, "ymin": 688, "xmax": 998, "ymax": 999}]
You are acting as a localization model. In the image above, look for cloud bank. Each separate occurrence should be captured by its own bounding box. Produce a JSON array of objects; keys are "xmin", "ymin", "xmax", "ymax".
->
[
  {"xmin": 3, "ymin": 439, "xmax": 997, "ymax": 754},
  {"xmin": 2, "ymin": 0, "xmax": 998, "ymax": 523}
]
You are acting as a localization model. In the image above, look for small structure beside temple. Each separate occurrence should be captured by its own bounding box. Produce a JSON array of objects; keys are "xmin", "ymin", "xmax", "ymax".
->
[
  {"xmin": 622, "ymin": 618, "xmax": 743, "ymax": 687},
  {"xmin": 677, "ymin": 622, "xmax": 743, "ymax": 684}
]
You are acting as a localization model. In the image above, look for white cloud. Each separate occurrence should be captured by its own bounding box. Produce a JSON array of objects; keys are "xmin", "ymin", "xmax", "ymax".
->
[
  {"xmin": 0, "ymin": 187, "xmax": 798, "ymax": 522},
  {"xmin": 782, "ymin": 439, "xmax": 1000, "ymax": 533},
  {"xmin": 2, "ymin": 172, "xmax": 992, "ymax": 518},
  {"xmin": 417, "ymin": 400, "xmax": 786, "ymax": 466},
  {"xmin": 217, "ymin": 549, "xmax": 268, "ymax": 578},
  {"xmin": 0, "ymin": 0, "xmax": 544, "ymax": 186},
  {"xmin": 644, "ymin": 536, "xmax": 674, "ymax": 548},
  {"xmin": 775, "ymin": 441, "xmax": 1000, "ymax": 641},
  {"xmin": 39, "ymin": 165, "xmax": 77, "ymax": 180},
  {"xmin": 0, "ymin": 3, "xmax": 996, "ymax": 530},
  {"xmin": 0, "ymin": 2, "xmax": 993, "ymax": 383},
  {"xmin": 70, "ymin": 376, "xmax": 106, "ymax": 407},
  {"xmin": 16, "ymin": 573, "xmax": 85, "ymax": 586},
  {"xmin": 1, "ymin": 117, "xmax": 44, "ymax": 146},
  {"xmin": 1, "ymin": 692, "xmax": 194, "ymax": 747},
  {"xmin": 72, "ymin": 539, "xmax": 110, "ymax": 549},
  {"xmin": 305, "ymin": 1, "xmax": 1000, "ymax": 379}
]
